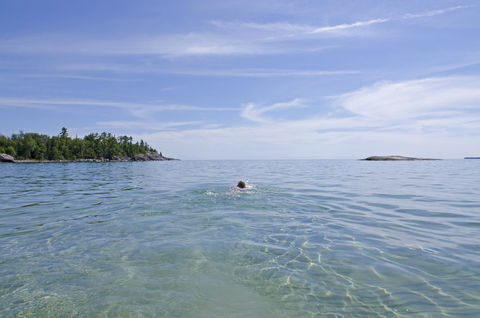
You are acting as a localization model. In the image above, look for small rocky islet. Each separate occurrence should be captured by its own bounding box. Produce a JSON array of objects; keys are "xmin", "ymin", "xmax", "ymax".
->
[{"xmin": 361, "ymin": 155, "xmax": 441, "ymax": 161}]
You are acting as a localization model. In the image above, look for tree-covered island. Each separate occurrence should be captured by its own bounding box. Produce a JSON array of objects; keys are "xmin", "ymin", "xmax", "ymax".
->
[{"xmin": 0, "ymin": 128, "xmax": 178, "ymax": 162}]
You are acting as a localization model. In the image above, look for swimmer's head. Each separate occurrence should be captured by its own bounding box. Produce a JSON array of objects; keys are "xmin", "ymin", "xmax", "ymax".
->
[{"xmin": 237, "ymin": 181, "xmax": 246, "ymax": 189}]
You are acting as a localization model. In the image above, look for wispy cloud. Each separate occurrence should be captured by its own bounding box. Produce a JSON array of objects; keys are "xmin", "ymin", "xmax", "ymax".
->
[
  {"xmin": 0, "ymin": 33, "xmax": 274, "ymax": 57},
  {"xmin": 309, "ymin": 18, "xmax": 390, "ymax": 34},
  {"xmin": 209, "ymin": 21, "xmax": 310, "ymax": 32},
  {"xmin": 20, "ymin": 74, "xmax": 141, "ymax": 82},
  {"xmin": 213, "ymin": 5, "xmax": 474, "ymax": 37},
  {"xmin": 55, "ymin": 64, "xmax": 357, "ymax": 77},
  {"xmin": 310, "ymin": 5, "xmax": 474, "ymax": 34},
  {"xmin": 403, "ymin": 5, "xmax": 474, "ymax": 19},
  {"xmin": 334, "ymin": 76, "xmax": 480, "ymax": 120},
  {"xmin": 0, "ymin": 98, "xmax": 238, "ymax": 118},
  {"xmin": 241, "ymin": 98, "xmax": 305, "ymax": 122},
  {"xmin": 166, "ymin": 68, "xmax": 356, "ymax": 77},
  {"xmin": 97, "ymin": 120, "xmax": 203, "ymax": 130},
  {"xmin": 0, "ymin": 6, "xmax": 471, "ymax": 58}
]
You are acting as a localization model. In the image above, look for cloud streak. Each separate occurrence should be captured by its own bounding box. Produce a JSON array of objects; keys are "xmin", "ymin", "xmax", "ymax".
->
[
  {"xmin": 310, "ymin": 18, "xmax": 389, "ymax": 34},
  {"xmin": 241, "ymin": 98, "xmax": 304, "ymax": 122},
  {"xmin": 403, "ymin": 5, "xmax": 474, "ymax": 19},
  {"xmin": 214, "ymin": 5, "xmax": 474, "ymax": 36},
  {"xmin": 0, "ymin": 6, "xmax": 471, "ymax": 58},
  {"xmin": 0, "ymin": 98, "xmax": 238, "ymax": 118},
  {"xmin": 53, "ymin": 64, "xmax": 357, "ymax": 77},
  {"xmin": 311, "ymin": 5, "xmax": 474, "ymax": 34},
  {"xmin": 96, "ymin": 120, "xmax": 203, "ymax": 130},
  {"xmin": 0, "ymin": 33, "xmax": 276, "ymax": 57}
]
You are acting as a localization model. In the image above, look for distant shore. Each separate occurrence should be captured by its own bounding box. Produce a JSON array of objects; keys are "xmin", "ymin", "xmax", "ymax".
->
[{"xmin": 0, "ymin": 152, "xmax": 180, "ymax": 163}]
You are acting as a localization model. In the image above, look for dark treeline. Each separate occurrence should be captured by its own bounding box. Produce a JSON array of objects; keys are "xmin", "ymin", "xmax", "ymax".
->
[{"xmin": 0, "ymin": 128, "xmax": 157, "ymax": 160}]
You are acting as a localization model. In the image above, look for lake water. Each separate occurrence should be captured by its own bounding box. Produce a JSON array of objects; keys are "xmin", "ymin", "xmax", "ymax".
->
[{"xmin": 1, "ymin": 160, "xmax": 480, "ymax": 317}]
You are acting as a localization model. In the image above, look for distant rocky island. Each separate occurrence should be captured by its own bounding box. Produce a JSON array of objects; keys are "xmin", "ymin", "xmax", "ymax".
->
[
  {"xmin": 362, "ymin": 155, "xmax": 441, "ymax": 161},
  {"xmin": 0, "ymin": 128, "xmax": 179, "ymax": 163},
  {"xmin": 465, "ymin": 157, "xmax": 480, "ymax": 159}
]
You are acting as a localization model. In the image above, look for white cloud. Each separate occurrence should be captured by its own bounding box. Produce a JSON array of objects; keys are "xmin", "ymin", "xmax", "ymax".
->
[
  {"xmin": 4, "ymin": 76, "xmax": 480, "ymax": 159},
  {"xmin": 135, "ymin": 122, "xmax": 480, "ymax": 160},
  {"xmin": 403, "ymin": 5, "xmax": 475, "ymax": 19},
  {"xmin": 309, "ymin": 5, "xmax": 475, "ymax": 34},
  {"xmin": 134, "ymin": 76, "xmax": 480, "ymax": 159},
  {"xmin": 334, "ymin": 77, "xmax": 480, "ymax": 120},
  {"xmin": 213, "ymin": 5, "xmax": 473, "ymax": 38},
  {"xmin": 310, "ymin": 18, "xmax": 390, "ymax": 34}
]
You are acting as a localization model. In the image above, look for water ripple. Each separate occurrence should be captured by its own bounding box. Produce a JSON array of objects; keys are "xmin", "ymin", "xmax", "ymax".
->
[{"xmin": 1, "ymin": 160, "xmax": 480, "ymax": 317}]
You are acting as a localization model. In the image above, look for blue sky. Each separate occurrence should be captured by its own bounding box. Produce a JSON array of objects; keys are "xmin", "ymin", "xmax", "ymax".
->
[{"xmin": 1, "ymin": 0, "xmax": 479, "ymax": 159}]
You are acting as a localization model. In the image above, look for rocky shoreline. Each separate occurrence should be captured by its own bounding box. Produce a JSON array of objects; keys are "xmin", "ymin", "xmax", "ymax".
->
[
  {"xmin": 0, "ymin": 152, "xmax": 179, "ymax": 163},
  {"xmin": 362, "ymin": 155, "xmax": 441, "ymax": 161}
]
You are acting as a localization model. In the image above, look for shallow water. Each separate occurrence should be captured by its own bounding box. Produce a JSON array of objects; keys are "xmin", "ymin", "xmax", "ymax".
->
[{"xmin": 1, "ymin": 160, "xmax": 480, "ymax": 317}]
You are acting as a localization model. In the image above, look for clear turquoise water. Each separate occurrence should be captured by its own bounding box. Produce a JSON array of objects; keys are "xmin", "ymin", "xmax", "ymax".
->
[{"xmin": 1, "ymin": 160, "xmax": 480, "ymax": 317}]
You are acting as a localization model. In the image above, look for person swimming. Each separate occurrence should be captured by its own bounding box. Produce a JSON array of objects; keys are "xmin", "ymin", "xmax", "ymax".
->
[{"xmin": 232, "ymin": 180, "xmax": 247, "ymax": 190}]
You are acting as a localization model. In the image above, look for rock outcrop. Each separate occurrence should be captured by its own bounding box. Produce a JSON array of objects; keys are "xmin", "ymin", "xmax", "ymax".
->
[
  {"xmin": 133, "ymin": 154, "xmax": 149, "ymax": 161},
  {"xmin": 0, "ymin": 153, "xmax": 15, "ymax": 163},
  {"xmin": 132, "ymin": 152, "xmax": 179, "ymax": 161},
  {"xmin": 76, "ymin": 158, "xmax": 107, "ymax": 162},
  {"xmin": 362, "ymin": 155, "xmax": 441, "ymax": 161},
  {"xmin": 110, "ymin": 156, "xmax": 132, "ymax": 162},
  {"xmin": 11, "ymin": 152, "xmax": 180, "ymax": 163}
]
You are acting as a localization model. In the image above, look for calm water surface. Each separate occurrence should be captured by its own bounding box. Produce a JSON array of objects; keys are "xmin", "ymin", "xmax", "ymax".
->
[{"xmin": 1, "ymin": 160, "xmax": 480, "ymax": 317}]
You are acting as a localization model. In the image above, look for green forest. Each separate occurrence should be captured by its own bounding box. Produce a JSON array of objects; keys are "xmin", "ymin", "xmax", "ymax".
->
[{"xmin": 0, "ymin": 128, "xmax": 157, "ymax": 160}]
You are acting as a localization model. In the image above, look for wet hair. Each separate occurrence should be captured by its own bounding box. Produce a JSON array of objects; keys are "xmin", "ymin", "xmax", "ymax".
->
[{"xmin": 237, "ymin": 181, "xmax": 246, "ymax": 189}]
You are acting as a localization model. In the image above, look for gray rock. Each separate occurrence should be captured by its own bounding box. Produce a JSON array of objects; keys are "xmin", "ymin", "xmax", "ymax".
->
[
  {"xmin": 133, "ymin": 154, "xmax": 149, "ymax": 161},
  {"xmin": 146, "ymin": 153, "xmax": 166, "ymax": 161},
  {"xmin": 132, "ymin": 153, "xmax": 180, "ymax": 161},
  {"xmin": 147, "ymin": 151, "xmax": 180, "ymax": 161},
  {"xmin": 0, "ymin": 153, "xmax": 15, "ymax": 163},
  {"xmin": 362, "ymin": 155, "xmax": 441, "ymax": 161},
  {"xmin": 110, "ymin": 156, "xmax": 132, "ymax": 161}
]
